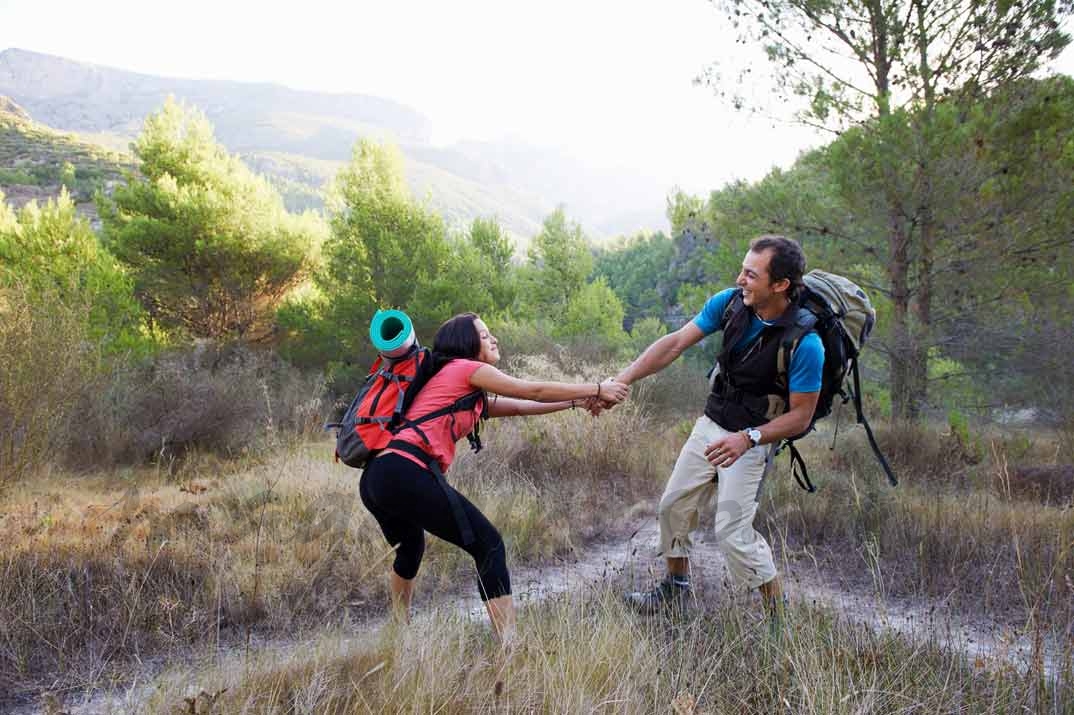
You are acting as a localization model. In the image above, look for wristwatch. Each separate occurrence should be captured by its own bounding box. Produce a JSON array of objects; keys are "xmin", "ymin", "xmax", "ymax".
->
[{"xmin": 745, "ymin": 428, "xmax": 763, "ymax": 448}]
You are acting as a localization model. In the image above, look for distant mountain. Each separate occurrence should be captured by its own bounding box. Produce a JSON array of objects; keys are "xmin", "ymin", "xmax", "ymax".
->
[
  {"xmin": 0, "ymin": 48, "xmax": 669, "ymax": 241},
  {"xmin": 0, "ymin": 47, "xmax": 430, "ymax": 148}
]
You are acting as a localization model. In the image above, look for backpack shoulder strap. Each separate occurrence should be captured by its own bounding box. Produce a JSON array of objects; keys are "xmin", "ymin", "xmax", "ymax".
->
[
  {"xmin": 715, "ymin": 289, "xmax": 748, "ymax": 375},
  {"xmin": 775, "ymin": 307, "xmax": 818, "ymax": 393},
  {"xmin": 393, "ymin": 389, "xmax": 488, "ymax": 453},
  {"xmin": 721, "ymin": 288, "xmax": 746, "ymax": 327}
]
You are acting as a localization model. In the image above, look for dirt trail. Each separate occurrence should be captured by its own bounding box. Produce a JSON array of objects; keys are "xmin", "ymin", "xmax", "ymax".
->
[{"xmin": 11, "ymin": 519, "xmax": 1064, "ymax": 714}]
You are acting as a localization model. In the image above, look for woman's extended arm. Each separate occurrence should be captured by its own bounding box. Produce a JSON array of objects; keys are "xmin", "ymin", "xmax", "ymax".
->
[
  {"xmin": 469, "ymin": 364, "xmax": 628, "ymax": 404},
  {"xmin": 485, "ymin": 395, "xmax": 599, "ymax": 418}
]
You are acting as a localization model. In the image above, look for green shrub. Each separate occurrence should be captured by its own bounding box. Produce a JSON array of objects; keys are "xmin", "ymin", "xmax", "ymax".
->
[
  {"xmin": 69, "ymin": 344, "xmax": 328, "ymax": 469},
  {"xmin": 0, "ymin": 283, "xmax": 97, "ymax": 486},
  {"xmin": 0, "ymin": 167, "xmax": 36, "ymax": 185}
]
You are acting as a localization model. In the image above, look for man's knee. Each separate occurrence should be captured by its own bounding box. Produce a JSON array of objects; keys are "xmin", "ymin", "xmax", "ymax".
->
[{"xmin": 657, "ymin": 494, "xmax": 676, "ymax": 521}]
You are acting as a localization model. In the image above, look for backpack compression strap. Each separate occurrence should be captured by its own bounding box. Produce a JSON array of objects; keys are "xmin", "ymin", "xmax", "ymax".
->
[
  {"xmin": 851, "ymin": 359, "xmax": 898, "ymax": 487},
  {"xmin": 783, "ymin": 441, "xmax": 816, "ymax": 493}
]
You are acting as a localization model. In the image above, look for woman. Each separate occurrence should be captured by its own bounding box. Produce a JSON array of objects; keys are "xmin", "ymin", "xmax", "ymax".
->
[{"xmin": 359, "ymin": 312, "xmax": 629, "ymax": 643}]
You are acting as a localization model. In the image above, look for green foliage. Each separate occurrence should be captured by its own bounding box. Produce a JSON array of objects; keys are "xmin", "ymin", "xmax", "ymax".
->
[
  {"xmin": 59, "ymin": 161, "xmax": 76, "ymax": 189},
  {"xmin": 407, "ymin": 220, "xmax": 517, "ymax": 334},
  {"xmin": 926, "ymin": 349, "xmax": 979, "ymax": 414},
  {"xmin": 467, "ymin": 216, "xmax": 517, "ymax": 311},
  {"xmin": 276, "ymin": 287, "xmax": 336, "ymax": 370},
  {"xmin": 553, "ymin": 277, "xmax": 627, "ymax": 347},
  {"xmin": 669, "ymin": 155, "xmax": 851, "ymax": 288},
  {"xmin": 947, "ymin": 409, "xmax": 984, "ymax": 464},
  {"xmin": 407, "ymin": 238, "xmax": 494, "ymax": 333},
  {"xmin": 0, "ymin": 109, "xmax": 130, "ymax": 199},
  {"xmin": 486, "ymin": 316, "xmax": 557, "ymax": 360},
  {"xmin": 0, "ymin": 190, "xmax": 14, "ymax": 231},
  {"xmin": 520, "ymin": 208, "xmax": 593, "ymax": 315},
  {"xmin": 285, "ymin": 142, "xmax": 524, "ymax": 383},
  {"xmin": 100, "ymin": 97, "xmax": 324, "ymax": 341},
  {"xmin": 674, "ymin": 283, "xmax": 721, "ymax": 317},
  {"xmin": 593, "ymin": 232, "xmax": 673, "ymax": 327},
  {"xmin": 302, "ymin": 139, "xmax": 448, "ymax": 369},
  {"xmin": 0, "ymin": 189, "xmax": 149, "ymax": 355},
  {"xmin": 0, "ymin": 167, "xmax": 36, "ymax": 185},
  {"xmin": 0, "ymin": 188, "xmax": 154, "ymax": 482},
  {"xmin": 324, "ymin": 138, "xmax": 447, "ymax": 317},
  {"xmin": 713, "ymin": 0, "xmax": 1072, "ymax": 129},
  {"xmin": 0, "ymin": 279, "xmax": 96, "ymax": 484},
  {"xmin": 666, "ymin": 73, "xmax": 1074, "ymax": 419},
  {"xmin": 706, "ymin": 0, "xmax": 1074, "ymax": 421},
  {"xmin": 628, "ymin": 316, "xmax": 667, "ymax": 354}
]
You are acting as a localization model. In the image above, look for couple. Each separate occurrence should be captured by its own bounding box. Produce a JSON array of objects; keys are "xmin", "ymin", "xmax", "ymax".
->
[{"xmin": 360, "ymin": 235, "xmax": 822, "ymax": 642}]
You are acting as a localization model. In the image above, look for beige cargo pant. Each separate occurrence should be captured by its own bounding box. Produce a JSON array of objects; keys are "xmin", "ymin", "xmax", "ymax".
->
[{"xmin": 658, "ymin": 415, "xmax": 776, "ymax": 590}]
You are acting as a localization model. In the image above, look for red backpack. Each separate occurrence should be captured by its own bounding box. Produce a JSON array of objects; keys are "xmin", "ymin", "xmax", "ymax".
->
[
  {"xmin": 328, "ymin": 347, "xmax": 488, "ymax": 469},
  {"xmin": 328, "ymin": 346, "xmax": 434, "ymax": 468}
]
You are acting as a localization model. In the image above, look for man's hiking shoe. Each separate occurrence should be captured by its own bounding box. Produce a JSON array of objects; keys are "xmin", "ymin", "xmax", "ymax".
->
[{"xmin": 624, "ymin": 576, "xmax": 691, "ymax": 615}]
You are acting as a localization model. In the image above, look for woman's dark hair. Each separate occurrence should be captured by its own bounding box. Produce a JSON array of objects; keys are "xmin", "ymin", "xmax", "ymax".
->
[
  {"xmin": 749, "ymin": 235, "xmax": 806, "ymax": 301},
  {"xmin": 431, "ymin": 313, "xmax": 481, "ymax": 369}
]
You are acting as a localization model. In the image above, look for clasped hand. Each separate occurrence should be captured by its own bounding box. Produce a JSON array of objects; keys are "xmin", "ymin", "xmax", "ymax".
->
[
  {"xmin": 598, "ymin": 378, "xmax": 628, "ymax": 405},
  {"xmin": 583, "ymin": 378, "xmax": 629, "ymax": 416}
]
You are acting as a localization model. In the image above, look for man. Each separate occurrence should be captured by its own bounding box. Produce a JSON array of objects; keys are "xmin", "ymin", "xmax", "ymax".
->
[{"xmin": 614, "ymin": 235, "xmax": 823, "ymax": 621}]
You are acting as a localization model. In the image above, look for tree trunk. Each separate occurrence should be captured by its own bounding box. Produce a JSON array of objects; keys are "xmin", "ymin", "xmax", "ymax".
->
[
  {"xmin": 902, "ymin": 0, "xmax": 937, "ymax": 422},
  {"xmin": 888, "ymin": 204, "xmax": 919, "ymax": 422}
]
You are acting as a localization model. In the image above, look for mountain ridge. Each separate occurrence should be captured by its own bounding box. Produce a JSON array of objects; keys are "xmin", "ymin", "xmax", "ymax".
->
[{"xmin": 0, "ymin": 47, "xmax": 669, "ymax": 240}]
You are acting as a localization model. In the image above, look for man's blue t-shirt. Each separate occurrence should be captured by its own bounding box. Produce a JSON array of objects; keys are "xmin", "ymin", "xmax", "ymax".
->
[{"xmin": 693, "ymin": 288, "xmax": 824, "ymax": 393}]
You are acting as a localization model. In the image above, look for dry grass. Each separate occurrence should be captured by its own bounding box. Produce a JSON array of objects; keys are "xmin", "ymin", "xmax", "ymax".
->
[
  {"xmin": 68, "ymin": 342, "xmax": 328, "ymax": 469},
  {"xmin": 136, "ymin": 585, "xmax": 1071, "ymax": 714},
  {"xmin": 5, "ymin": 351, "xmax": 1074, "ymax": 710},
  {"xmin": 0, "ymin": 398, "xmax": 671, "ymax": 702},
  {"xmin": 0, "ymin": 282, "xmax": 97, "ymax": 486},
  {"xmin": 760, "ymin": 423, "xmax": 1074, "ymax": 629}
]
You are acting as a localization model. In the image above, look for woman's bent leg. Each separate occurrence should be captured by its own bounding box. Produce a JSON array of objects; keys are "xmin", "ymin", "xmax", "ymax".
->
[
  {"xmin": 484, "ymin": 594, "xmax": 516, "ymax": 645},
  {"xmin": 362, "ymin": 453, "xmax": 514, "ymax": 635},
  {"xmin": 411, "ymin": 480, "xmax": 514, "ymax": 630},
  {"xmin": 360, "ymin": 456, "xmax": 428, "ymax": 620},
  {"xmin": 389, "ymin": 570, "xmax": 416, "ymax": 622}
]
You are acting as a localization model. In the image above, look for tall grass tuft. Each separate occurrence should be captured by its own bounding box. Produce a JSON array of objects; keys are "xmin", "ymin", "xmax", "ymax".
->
[
  {"xmin": 0, "ymin": 282, "xmax": 97, "ymax": 487},
  {"xmin": 144, "ymin": 585, "xmax": 1073, "ymax": 713},
  {"xmin": 761, "ymin": 425, "xmax": 1074, "ymax": 630}
]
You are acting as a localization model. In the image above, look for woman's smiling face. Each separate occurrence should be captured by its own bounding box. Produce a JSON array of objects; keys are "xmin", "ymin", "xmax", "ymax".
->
[{"xmin": 473, "ymin": 317, "xmax": 500, "ymax": 364}]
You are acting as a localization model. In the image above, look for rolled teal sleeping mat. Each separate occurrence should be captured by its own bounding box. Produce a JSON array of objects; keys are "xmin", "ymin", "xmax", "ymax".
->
[{"xmin": 370, "ymin": 309, "xmax": 416, "ymax": 358}]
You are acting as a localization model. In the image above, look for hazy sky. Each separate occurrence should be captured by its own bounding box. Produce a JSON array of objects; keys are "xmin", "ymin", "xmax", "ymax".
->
[{"xmin": 2, "ymin": 0, "xmax": 1073, "ymax": 198}]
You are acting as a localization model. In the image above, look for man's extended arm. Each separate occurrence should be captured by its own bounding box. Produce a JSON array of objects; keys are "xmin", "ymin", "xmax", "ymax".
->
[{"xmin": 615, "ymin": 322, "xmax": 706, "ymax": 385}]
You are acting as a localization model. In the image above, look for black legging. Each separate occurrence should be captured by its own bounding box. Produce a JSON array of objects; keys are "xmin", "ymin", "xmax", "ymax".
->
[{"xmin": 359, "ymin": 452, "xmax": 511, "ymax": 601}]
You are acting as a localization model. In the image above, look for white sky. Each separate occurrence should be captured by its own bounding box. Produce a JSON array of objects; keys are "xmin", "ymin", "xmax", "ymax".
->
[{"xmin": 2, "ymin": 0, "xmax": 1074, "ymax": 198}]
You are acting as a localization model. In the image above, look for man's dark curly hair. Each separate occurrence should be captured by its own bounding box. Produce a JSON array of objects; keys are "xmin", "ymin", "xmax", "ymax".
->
[{"xmin": 749, "ymin": 235, "xmax": 806, "ymax": 301}]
